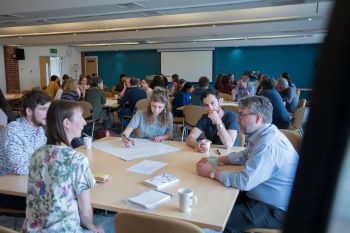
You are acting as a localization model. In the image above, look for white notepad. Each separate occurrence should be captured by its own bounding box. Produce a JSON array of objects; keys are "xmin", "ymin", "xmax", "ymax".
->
[
  {"xmin": 128, "ymin": 189, "xmax": 172, "ymax": 209},
  {"xmin": 144, "ymin": 173, "xmax": 179, "ymax": 189}
]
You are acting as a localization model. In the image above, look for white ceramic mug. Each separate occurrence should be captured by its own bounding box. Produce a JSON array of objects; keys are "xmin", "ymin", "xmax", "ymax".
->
[
  {"xmin": 178, "ymin": 188, "xmax": 198, "ymax": 213},
  {"xmin": 84, "ymin": 137, "xmax": 92, "ymax": 149}
]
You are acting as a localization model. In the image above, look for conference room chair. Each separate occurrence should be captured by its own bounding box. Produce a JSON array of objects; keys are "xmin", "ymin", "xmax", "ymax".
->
[
  {"xmin": 219, "ymin": 92, "xmax": 232, "ymax": 102},
  {"xmin": 182, "ymin": 105, "xmax": 207, "ymax": 141},
  {"xmin": 290, "ymin": 106, "xmax": 306, "ymax": 135},
  {"xmin": 135, "ymin": 99, "xmax": 150, "ymax": 111},
  {"xmin": 221, "ymin": 105, "xmax": 239, "ymax": 113},
  {"xmin": 0, "ymin": 226, "xmax": 19, "ymax": 233},
  {"xmin": 168, "ymin": 97, "xmax": 184, "ymax": 134},
  {"xmin": 244, "ymin": 228, "xmax": 282, "ymax": 233},
  {"xmin": 296, "ymin": 88, "xmax": 301, "ymax": 100},
  {"xmin": 279, "ymin": 129, "xmax": 303, "ymax": 153},
  {"xmin": 298, "ymin": 98, "xmax": 306, "ymax": 108},
  {"xmin": 77, "ymin": 101, "xmax": 101, "ymax": 136},
  {"xmin": 114, "ymin": 212, "xmax": 204, "ymax": 233},
  {"xmin": 104, "ymin": 91, "xmax": 113, "ymax": 98}
]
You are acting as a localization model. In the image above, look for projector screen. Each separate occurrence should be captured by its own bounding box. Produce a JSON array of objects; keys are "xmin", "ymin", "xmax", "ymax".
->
[{"xmin": 161, "ymin": 51, "xmax": 213, "ymax": 82}]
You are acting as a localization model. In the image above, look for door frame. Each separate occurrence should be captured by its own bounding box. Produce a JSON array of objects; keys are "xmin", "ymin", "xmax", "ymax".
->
[{"xmin": 85, "ymin": 56, "xmax": 98, "ymax": 76}]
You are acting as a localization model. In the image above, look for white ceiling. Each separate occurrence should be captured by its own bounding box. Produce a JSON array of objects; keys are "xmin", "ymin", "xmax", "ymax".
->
[{"xmin": 0, "ymin": 0, "xmax": 334, "ymax": 51}]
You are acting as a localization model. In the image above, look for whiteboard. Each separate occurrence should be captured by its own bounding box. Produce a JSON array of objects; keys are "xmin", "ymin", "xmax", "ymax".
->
[{"xmin": 161, "ymin": 51, "xmax": 213, "ymax": 82}]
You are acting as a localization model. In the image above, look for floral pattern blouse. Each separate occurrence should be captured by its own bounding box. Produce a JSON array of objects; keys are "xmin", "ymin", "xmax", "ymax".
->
[{"xmin": 22, "ymin": 145, "xmax": 96, "ymax": 233}]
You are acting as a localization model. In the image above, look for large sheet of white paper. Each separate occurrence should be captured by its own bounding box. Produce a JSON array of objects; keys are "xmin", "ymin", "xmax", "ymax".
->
[
  {"xmin": 92, "ymin": 138, "xmax": 181, "ymax": 161},
  {"xmin": 126, "ymin": 160, "xmax": 167, "ymax": 174}
]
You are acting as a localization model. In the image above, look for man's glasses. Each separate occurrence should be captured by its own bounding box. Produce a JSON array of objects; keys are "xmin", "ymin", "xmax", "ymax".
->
[{"xmin": 238, "ymin": 112, "xmax": 257, "ymax": 119}]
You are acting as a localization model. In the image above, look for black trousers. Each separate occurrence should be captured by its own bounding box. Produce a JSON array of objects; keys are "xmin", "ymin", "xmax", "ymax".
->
[
  {"xmin": 0, "ymin": 194, "xmax": 26, "ymax": 211},
  {"xmin": 224, "ymin": 192, "xmax": 286, "ymax": 233}
]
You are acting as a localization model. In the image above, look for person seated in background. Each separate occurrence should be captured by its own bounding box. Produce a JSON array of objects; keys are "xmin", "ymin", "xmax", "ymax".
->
[
  {"xmin": 0, "ymin": 88, "xmax": 15, "ymax": 125},
  {"xmin": 0, "ymin": 91, "xmax": 51, "ymax": 176},
  {"xmin": 22, "ymin": 100, "xmax": 104, "ymax": 233},
  {"xmin": 170, "ymin": 74, "xmax": 179, "ymax": 96},
  {"xmin": 150, "ymin": 75, "xmax": 166, "ymax": 90},
  {"xmin": 231, "ymin": 75, "xmax": 255, "ymax": 101},
  {"xmin": 115, "ymin": 73, "xmax": 128, "ymax": 92},
  {"xmin": 172, "ymin": 82, "xmax": 194, "ymax": 117},
  {"xmin": 61, "ymin": 79, "xmax": 81, "ymax": 101},
  {"xmin": 121, "ymin": 90, "xmax": 173, "ymax": 146},
  {"xmin": 118, "ymin": 77, "xmax": 131, "ymax": 97},
  {"xmin": 85, "ymin": 76, "xmax": 109, "ymax": 129},
  {"xmin": 191, "ymin": 76, "xmax": 210, "ymax": 106},
  {"xmin": 118, "ymin": 77, "xmax": 147, "ymax": 130},
  {"xmin": 217, "ymin": 75, "xmax": 233, "ymax": 94},
  {"xmin": 46, "ymin": 75, "xmax": 60, "ymax": 97},
  {"xmin": 186, "ymin": 89, "xmax": 239, "ymax": 152},
  {"xmin": 141, "ymin": 79, "xmax": 153, "ymax": 98},
  {"xmin": 228, "ymin": 73, "xmax": 237, "ymax": 89},
  {"xmin": 197, "ymin": 96, "xmax": 299, "ymax": 232},
  {"xmin": 214, "ymin": 73, "xmax": 224, "ymax": 90},
  {"xmin": 61, "ymin": 74, "xmax": 70, "ymax": 89},
  {"xmin": 258, "ymin": 77, "xmax": 290, "ymax": 129},
  {"xmin": 78, "ymin": 75, "xmax": 89, "ymax": 99},
  {"xmin": 276, "ymin": 76, "xmax": 298, "ymax": 113}
]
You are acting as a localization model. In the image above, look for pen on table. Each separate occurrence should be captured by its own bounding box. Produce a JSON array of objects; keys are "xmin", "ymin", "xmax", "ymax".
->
[
  {"xmin": 122, "ymin": 134, "xmax": 135, "ymax": 145},
  {"xmin": 216, "ymin": 149, "xmax": 221, "ymax": 156}
]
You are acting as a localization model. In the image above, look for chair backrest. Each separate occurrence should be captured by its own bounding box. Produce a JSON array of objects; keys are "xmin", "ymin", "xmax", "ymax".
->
[
  {"xmin": 104, "ymin": 91, "xmax": 113, "ymax": 98},
  {"xmin": 279, "ymin": 129, "xmax": 303, "ymax": 153},
  {"xmin": 183, "ymin": 105, "xmax": 207, "ymax": 127},
  {"xmin": 77, "ymin": 101, "xmax": 93, "ymax": 119},
  {"xmin": 135, "ymin": 99, "xmax": 150, "ymax": 111},
  {"xmin": 291, "ymin": 106, "xmax": 306, "ymax": 130},
  {"xmin": 219, "ymin": 92, "xmax": 232, "ymax": 102},
  {"xmin": 114, "ymin": 212, "xmax": 204, "ymax": 233},
  {"xmin": 0, "ymin": 226, "xmax": 19, "ymax": 233},
  {"xmin": 221, "ymin": 105, "xmax": 239, "ymax": 113},
  {"xmin": 238, "ymin": 132, "xmax": 246, "ymax": 147},
  {"xmin": 296, "ymin": 88, "xmax": 301, "ymax": 100},
  {"xmin": 298, "ymin": 98, "xmax": 306, "ymax": 108}
]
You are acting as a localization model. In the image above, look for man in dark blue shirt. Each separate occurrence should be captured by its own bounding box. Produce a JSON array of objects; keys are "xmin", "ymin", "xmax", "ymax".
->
[
  {"xmin": 186, "ymin": 89, "xmax": 240, "ymax": 151},
  {"xmin": 118, "ymin": 77, "xmax": 147, "ymax": 129}
]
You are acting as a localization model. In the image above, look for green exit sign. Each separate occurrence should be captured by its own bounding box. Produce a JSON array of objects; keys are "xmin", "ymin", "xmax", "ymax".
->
[{"xmin": 50, "ymin": 48, "xmax": 57, "ymax": 54}]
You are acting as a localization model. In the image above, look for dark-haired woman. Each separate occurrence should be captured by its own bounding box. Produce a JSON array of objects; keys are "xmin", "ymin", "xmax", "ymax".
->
[
  {"xmin": 22, "ymin": 100, "xmax": 104, "ymax": 232},
  {"xmin": 172, "ymin": 82, "xmax": 194, "ymax": 117},
  {"xmin": 121, "ymin": 90, "xmax": 173, "ymax": 146}
]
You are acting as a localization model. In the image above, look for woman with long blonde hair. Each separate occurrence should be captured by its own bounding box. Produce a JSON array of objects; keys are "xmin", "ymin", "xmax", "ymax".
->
[{"xmin": 121, "ymin": 89, "xmax": 173, "ymax": 146}]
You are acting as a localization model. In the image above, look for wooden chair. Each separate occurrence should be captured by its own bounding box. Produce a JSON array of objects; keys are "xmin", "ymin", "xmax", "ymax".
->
[
  {"xmin": 244, "ymin": 228, "xmax": 282, "ymax": 233},
  {"xmin": 279, "ymin": 129, "xmax": 303, "ymax": 153},
  {"xmin": 290, "ymin": 106, "xmax": 306, "ymax": 135},
  {"xmin": 219, "ymin": 92, "xmax": 232, "ymax": 102},
  {"xmin": 114, "ymin": 212, "xmax": 204, "ymax": 233},
  {"xmin": 168, "ymin": 97, "xmax": 184, "ymax": 133},
  {"xmin": 238, "ymin": 132, "xmax": 246, "ymax": 147},
  {"xmin": 77, "ymin": 101, "xmax": 101, "ymax": 136},
  {"xmin": 0, "ymin": 226, "xmax": 19, "ymax": 233},
  {"xmin": 135, "ymin": 99, "xmax": 150, "ymax": 111},
  {"xmin": 222, "ymin": 105, "xmax": 239, "ymax": 113},
  {"xmin": 182, "ymin": 105, "xmax": 207, "ymax": 141},
  {"xmin": 298, "ymin": 98, "xmax": 306, "ymax": 108},
  {"xmin": 104, "ymin": 91, "xmax": 113, "ymax": 98}
]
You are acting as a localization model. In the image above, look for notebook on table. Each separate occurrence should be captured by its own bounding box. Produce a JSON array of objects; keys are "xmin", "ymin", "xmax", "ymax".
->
[
  {"xmin": 144, "ymin": 172, "xmax": 179, "ymax": 189},
  {"xmin": 127, "ymin": 189, "xmax": 172, "ymax": 209}
]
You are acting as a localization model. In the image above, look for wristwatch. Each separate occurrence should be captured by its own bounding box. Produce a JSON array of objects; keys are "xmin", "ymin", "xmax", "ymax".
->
[
  {"xmin": 217, "ymin": 122, "xmax": 225, "ymax": 130},
  {"xmin": 210, "ymin": 169, "xmax": 216, "ymax": 179}
]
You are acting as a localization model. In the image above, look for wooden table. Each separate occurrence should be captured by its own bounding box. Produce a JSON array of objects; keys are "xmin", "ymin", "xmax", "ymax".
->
[{"xmin": 0, "ymin": 138, "xmax": 243, "ymax": 231}]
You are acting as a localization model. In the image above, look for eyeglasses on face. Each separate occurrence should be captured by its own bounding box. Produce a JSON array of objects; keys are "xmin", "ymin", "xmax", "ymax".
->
[{"xmin": 238, "ymin": 112, "xmax": 257, "ymax": 119}]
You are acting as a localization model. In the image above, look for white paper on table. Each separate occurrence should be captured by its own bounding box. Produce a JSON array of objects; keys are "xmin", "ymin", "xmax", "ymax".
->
[
  {"xmin": 126, "ymin": 160, "xmax": 167, "ymax": 174},
  {"xmin": 93, "ymin": 138, "xmax": 181, "ymax": 161}
]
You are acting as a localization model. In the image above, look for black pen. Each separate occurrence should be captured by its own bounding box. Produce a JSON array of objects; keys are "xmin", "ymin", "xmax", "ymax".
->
[
  {"xmin": 216, "ymin": 149, "xmax": 221, "ymax": 155},
  {"xmin": 122, "ymin": 134, "xmax": 135, "ymax": 145}
]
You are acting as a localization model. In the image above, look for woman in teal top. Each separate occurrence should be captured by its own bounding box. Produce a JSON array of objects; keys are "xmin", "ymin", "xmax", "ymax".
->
[
  {"xmin": 122, "ymin": 89, "xmax": 173, "ymax": 146},
  {"xmin": 22, "ymin": 100, "xmax": 103, "ymax": 233}
]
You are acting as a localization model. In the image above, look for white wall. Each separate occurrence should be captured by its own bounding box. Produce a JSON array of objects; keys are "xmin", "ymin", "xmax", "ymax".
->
[
  {"xmin": 0, "ymin": 47, "xmax": 6, "ymax": 93},
  {"xmin": 18, "ymin": 46, "xmax": 81, "ymax": 90}
]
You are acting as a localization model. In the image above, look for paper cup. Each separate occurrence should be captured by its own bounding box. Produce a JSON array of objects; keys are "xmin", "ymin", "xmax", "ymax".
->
[
  {"xmin": 200, "ymin": 139, "xmax": 211, "ymax": 154},
  {"xmin": 84, "ymin": 137, "xmax": 92, "ymax": 149}
]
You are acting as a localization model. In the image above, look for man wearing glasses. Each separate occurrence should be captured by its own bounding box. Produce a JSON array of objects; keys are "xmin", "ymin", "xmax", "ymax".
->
[{"xmin": 197, "ymin": 96, "xmax": 299, "ymax": 232}]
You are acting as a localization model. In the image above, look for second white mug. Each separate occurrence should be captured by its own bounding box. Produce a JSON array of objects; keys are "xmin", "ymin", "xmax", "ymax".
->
[{"xmin": 178, "ymin": 188, "xmax": 198, "ymax": 213}]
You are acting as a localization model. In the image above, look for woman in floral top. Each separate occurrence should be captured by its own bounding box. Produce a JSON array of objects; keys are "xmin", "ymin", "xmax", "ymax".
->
[{"xmin": 22, "ymin": 100, "xmax": 104, "ymax": 233}]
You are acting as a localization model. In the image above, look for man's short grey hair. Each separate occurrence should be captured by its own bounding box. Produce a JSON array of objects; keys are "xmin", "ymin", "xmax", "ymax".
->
[
  {"xmin": 238, "ymin": 96, "xmax": 273, "ymax": 124},
  {"xmin": 277, "ymin": 78, "xmax": 289, "ymax": 89}
]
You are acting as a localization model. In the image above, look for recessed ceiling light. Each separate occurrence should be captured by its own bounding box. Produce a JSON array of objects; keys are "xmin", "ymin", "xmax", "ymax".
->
[
  {"xmin": 73, "ymin": 33, "xmax": 77, "ymax": 36},
  {"xmin": 212, "ymin": 25, "xmax": 216, "ymax": 27},
  {"xmin": 308, "ymin": 18, "xmax": 312, "ymax": 21},
  {"xmin": 18, "ymin": 36, "xmax": 22, "ymax": 39},
  {"xmin": 135, "ymin": 29, "xmax": 139, "ymax": 32}
]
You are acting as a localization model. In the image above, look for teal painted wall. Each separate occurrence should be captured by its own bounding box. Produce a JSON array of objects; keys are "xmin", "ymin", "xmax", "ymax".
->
[
  {"xmin": 85, "ymin": 50, "xmax": 160, "ymax": 89},
  {"xmin": 213, "ymin": 44, "xmax": 321, "ymax": 99},
  {"xmin": 87, "ymin": 44, "xmax": 321, "ymax": 99}
]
